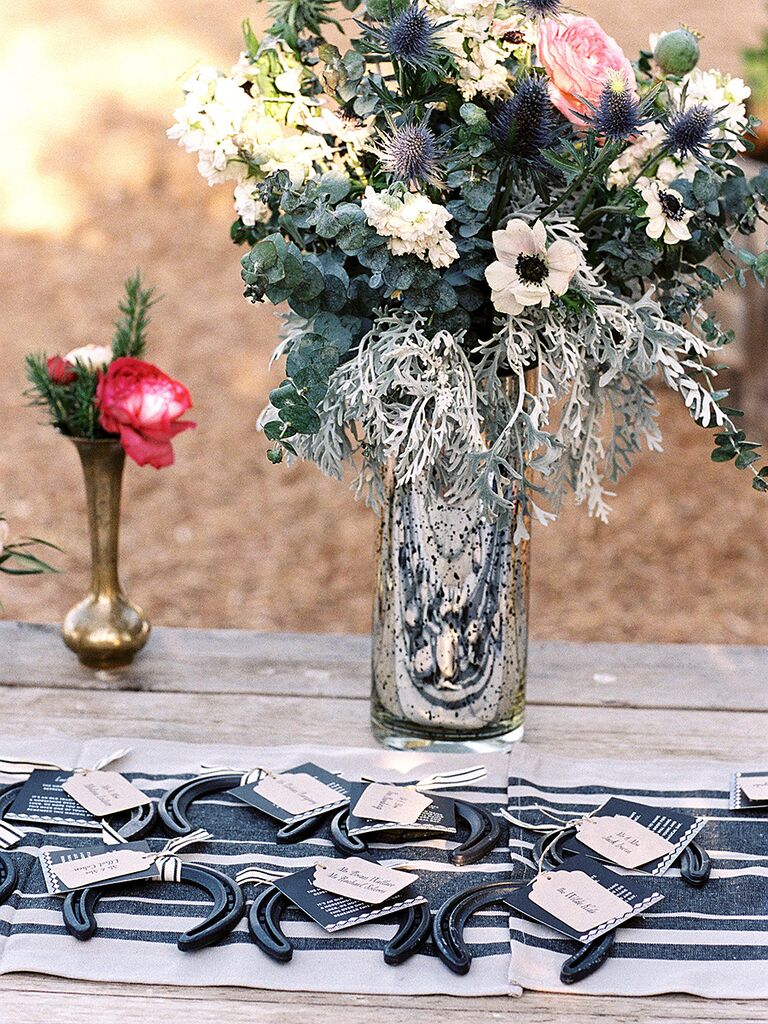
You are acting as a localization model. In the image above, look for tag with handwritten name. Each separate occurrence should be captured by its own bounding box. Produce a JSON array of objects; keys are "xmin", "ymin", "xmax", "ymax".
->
[
  {"xmin": 561, "ymin": 797, "xmax": 705, "ymax": 875},
  {"xmin": 62, "ymin": 771, "xmax": 151, "ymax": 818},
  {"xmin": 575, "ymin": 815, "xmax": 676, "ymax": 870},
  {"xmin": 230, "ymin": 763, "xmax": 351, "ymax": 823},
  {"xmin": 346, "ymin": 782, "xmax": 456, "ymax": 837},
  {"xmin": 352, "ymin": 783, "xmax": 432, "ymax": 825},
  {"xmin": 41, "ymin": 841, "xmax": 158, "ymax": 896},
  {"xmin": 312, "ymin": 856, "xmax": 417, "ymax": 905},
  {"xmin": 273, "ymin": 858, "xmax": 427, "ymax": 932},
  {"xmin": 503, "ymin": 854, "xmax": 664, "ymax": 944},
  {"xmin": 731, "ymin": 772, "xmax": 768, "ymax": 810}
]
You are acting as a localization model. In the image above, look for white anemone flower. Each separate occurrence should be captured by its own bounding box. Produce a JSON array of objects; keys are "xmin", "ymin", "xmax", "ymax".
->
[
  {"xmin": 485, "ymin": 219, "xmax": 582, "ymax": 315},
  {"xmin": 639, "ymin": 180, "xmax": 693, "ymax": 245}
]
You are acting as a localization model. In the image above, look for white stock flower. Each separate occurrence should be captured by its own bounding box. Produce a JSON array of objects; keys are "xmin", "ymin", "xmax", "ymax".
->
[
  {"xmin": 361, "ymin": 187, "xmax": 459, "ymax": 269},
  {"xmin": 168, "ymin": 67, "xmax": 252, "ymax": 185},
  {"xmin": 639, "ymin": 180, "xmax": 693, "ymax": 245},
  {"xmin": 307, "ymin": 107, "xmax": 374, "ymax": 148},
  {"xmin": 485, "ymin": 219, "xmax": 582, "ymax": 316},
  {"xmin": 238, "ymin": 109, "xmax": 331, "ymax": 183},
  {"xmin": 64, "ymin": 344, "xmax": 113, "ymax": 370},
  {"xmin": 233, "ymin": 182, "xmax": 272, "ymax": 226}
]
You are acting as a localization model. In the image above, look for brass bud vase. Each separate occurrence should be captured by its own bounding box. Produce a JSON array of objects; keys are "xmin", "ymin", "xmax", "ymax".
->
[{"xmin": 61, "ymin": 437, "xmax": 150, "ymax": 668}]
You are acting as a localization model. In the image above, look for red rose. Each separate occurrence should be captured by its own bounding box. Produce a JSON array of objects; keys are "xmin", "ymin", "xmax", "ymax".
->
[
  {"xmin": 96, "ymin": 357, "xmax": 196, "ymax": 469},
  {"xmin": 47, "ymin": 355, "xmax": 77, "ymax": 385}
]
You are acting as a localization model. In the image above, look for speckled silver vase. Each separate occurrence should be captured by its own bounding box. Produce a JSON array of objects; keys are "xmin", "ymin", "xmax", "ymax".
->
[{"xmin": 371, "ymin": 482, "xmax": 530, "ymax": 751}]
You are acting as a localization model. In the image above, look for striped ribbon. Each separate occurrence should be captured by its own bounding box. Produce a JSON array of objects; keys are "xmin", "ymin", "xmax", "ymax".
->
[
  {"xmin": 0, "ymin": 748, "xmax": 132, "ymax": 780},
  {"xmin": 414, "ymin": 764, "xmax": 488, "ymax": 791},
  {"xmin": 199, "ymin": 764, "xmax": 268, "ymax": 786},
  {"xmin": 0, "ymin": 819, "xmax": 25, "ymax": 851},
  {"xmin": 235, "ymin": 866, "xmax": 290, "ymax": 887},
  {"xmin": 151, "ymin": 829, "xmax": 214, "ymax": 882}
]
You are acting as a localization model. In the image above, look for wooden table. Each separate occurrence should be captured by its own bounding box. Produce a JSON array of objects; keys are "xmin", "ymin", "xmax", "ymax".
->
[{"xmin": 1, "ymin": 620, "xmax": 767, "ymax": 1023}]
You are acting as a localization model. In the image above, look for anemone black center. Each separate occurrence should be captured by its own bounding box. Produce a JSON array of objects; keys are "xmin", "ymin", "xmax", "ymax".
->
[
  {"xmin": 516, "ymin": 253, "xmax": 548, "ymax": 284},
  {"xmin": 659, "ymin": 190, "xmax": 684, "ymax": 221}
]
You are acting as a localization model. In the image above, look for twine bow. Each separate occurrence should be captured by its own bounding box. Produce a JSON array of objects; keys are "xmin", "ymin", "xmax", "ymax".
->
[
  {"xmin": 500, "ymin": 805, "xmax": 598, "ymax": 872},
  {"xmin": 148, "ymin": 829, "xmax": 214, "ymax": 882},
  {"xmin": 0, "ymin": 748, "xmax": 131, "ymax": 780}
]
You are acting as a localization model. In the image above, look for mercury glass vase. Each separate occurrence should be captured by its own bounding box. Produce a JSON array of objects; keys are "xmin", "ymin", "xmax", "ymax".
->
[
  {"xmin": 61, "ymin": 437, "xmax": 150, "ymax": 669},
  {"xmin": 370, "ymin": 477, "xmax": 530, "ymax": 751}
]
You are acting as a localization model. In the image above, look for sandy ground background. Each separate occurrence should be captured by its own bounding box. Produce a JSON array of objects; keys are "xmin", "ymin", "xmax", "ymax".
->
[{"xmin": 1, "ymin": 0, "xmax": 767, "ymax": 644}]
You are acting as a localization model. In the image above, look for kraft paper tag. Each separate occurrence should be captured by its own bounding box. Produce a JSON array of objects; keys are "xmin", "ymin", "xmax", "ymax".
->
[
  {"xmin": 230, "ymin": 762, "xmax": 351, "ymax": 824},
  {"xmin": 739, "ymin": 775, "xmax": 768, "ymax": 804},
  {"xmin": 41, "ymin": 841, "xmax": 158, "ymax": 895},
  {"xmin": 352, "ymin": 783, "xmax": 432, "ymax": 825},
  {"xmin": 561, "ymin": 797, "xmax": 706, "ymax": 875},
  {"xmin": 252, "ymin": 773, "xmax": 344, "ymax": 816},
  {"xmin": 61, "ymin": 771, "xmax": 151, "ymax": 817},
  {"xmin": 312, "ymin": 857, "xmax": 418, "ymax": 905},
  {"xmin": 502, "ymin": 854, "xmax": 665, "ymax": 943},
  {"xmin": 529, "ymin": 869, "xmax": 633, "ymax": 936},
  {"xmin": 575, "ymin": 814, "xmax": 676, "ymax": 870},
  {"xmin": 274, "ymin": 859, "xmax": 427, "ymax": 932}
]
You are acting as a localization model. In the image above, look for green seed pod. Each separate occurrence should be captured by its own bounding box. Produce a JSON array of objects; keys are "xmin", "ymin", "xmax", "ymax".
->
[{"xmin": 654, "ymin": 29, "xmax": 700, "ymax": 77}]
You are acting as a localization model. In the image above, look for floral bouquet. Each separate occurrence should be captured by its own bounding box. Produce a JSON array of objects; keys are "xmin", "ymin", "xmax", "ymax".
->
[
  {"xmin": 26, "ymin": 274, "xmax": 195, "ymax": 468},
  {"xmin": 170, "ymin": 2, "xmax": 768, "ymax": 744},
  {"xmin": 170, "ymin": 1, "xmax": 768, "ymax": 531}
]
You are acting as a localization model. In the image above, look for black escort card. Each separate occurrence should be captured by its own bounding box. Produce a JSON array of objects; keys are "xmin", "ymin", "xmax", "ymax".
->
[
  {"xmin": 6, "ymin": 770, "xmax": 100, "ymax": 828},
  {"xmin": 229, "ymin": 762, "xmax": 351, "ymax": 824},
  {"xmin": 730, "ymin": 772, "xmax": 768, "ymax": 811},
  {"xmin": 40, "ymin": 840, "xmax": 158, "ymax": 896},
  {"xmin": 503, "ymin": 854, "xmax": 664, "ymax": 944},
  {"xmin": 273, "ymin": 859, "xmax": 428, "ymax": 932},
  {"xmin": 346, "ymin": 781, "xmax": 456, "ymax": 837},
  {"xmin": 560, "ymin": 797, "xmax": 706, "ymax": 875}
]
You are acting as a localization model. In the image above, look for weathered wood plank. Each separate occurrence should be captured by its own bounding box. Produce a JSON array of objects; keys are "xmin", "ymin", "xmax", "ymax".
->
[
  {"xmin": 0, "ymin": 975, "xmax": 765, "ymax": 1023},
  {"xmin": 1, "ymin": 684, "xmax": 766, "ymax": 761},
  {"xmin": 1, "ymin": 622, "xmax": 767, "ymax": 712}
]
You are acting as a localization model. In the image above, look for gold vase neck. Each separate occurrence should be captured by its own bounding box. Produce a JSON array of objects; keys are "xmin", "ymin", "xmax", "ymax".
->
[{"xmin": 70, "ymin": 437, "xmax": 125, "ymax": 600}]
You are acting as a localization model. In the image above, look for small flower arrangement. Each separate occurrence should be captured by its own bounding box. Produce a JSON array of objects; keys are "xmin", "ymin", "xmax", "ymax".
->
[
  {"xmin": 26, "ymin": 275, "xmax": 196, "ymax": 469},
  {"xmin": 170, "ymin": 2, "xmax": 768, "ymax": 533}
]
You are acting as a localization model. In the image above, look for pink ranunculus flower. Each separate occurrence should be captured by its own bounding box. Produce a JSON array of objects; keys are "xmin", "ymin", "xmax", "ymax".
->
[
  {"xmin": 538, "ymin": 15, "xmax": 636, "ymax": 125},
  {"xmin": 96, "ymin": 357, "xmax": 196, "ymax": 469}
]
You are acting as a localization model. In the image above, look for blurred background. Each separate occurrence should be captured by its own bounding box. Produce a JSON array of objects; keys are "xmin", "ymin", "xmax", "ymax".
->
[{"xmin": 1, "ymin": 0, "xmax": 767, "ymax": 643}]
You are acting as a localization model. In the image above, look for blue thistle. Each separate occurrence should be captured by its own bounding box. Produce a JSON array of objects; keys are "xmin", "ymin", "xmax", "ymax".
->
[
  {"xmin": 590, "ymin": 71, "xmax": 644, "ymax": 142},
  {"xmin": 362, "ymin": 4, "xmax": 448, "ymax": 73},
  {"xmin": 489, "ymin": 77, "xmax": 555, "ymax": 164},
  {"xmin": 664, "ymin": 103, "xmax": 716, "ymax": 160},
  {"xmin": 380, "ymin": 117, "xmax": 444, "ymax": 186},
  {"xmin": 519, "ymin": 0, "xmax": 562, "ymax": 16}
]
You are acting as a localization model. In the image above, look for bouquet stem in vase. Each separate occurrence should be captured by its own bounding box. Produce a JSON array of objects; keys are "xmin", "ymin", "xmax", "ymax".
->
[
  {"xmin": 371, "ymin": 477, "xmax": 530, "ymax": 751},
  {"xmin": 62, "ymin": 438, "xmax": 150, "ymax": 668}
]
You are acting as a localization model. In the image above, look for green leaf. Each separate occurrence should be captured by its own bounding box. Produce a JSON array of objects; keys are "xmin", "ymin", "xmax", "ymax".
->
[
  {"xmin": 711, "ymin": 447, "xmax": 736, "ymax": 462},
  {"xmin": 735, "ymin": 450, "xmax": 761, "ymax": 469}
]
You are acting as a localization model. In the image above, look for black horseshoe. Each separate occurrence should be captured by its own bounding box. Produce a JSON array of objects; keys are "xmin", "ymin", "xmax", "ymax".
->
[
  {"xmin": 247, "ymin": 884, "xmax": 431, "ymax": 965},
  {"xmin": 331, "ymin": 800, "xmax": 504, "ymax": 866},
  {"xmin": 159, "ymin": 773, "xmax": 330, "ymax": 843},
  {"xmin": 62, "ymin": 863, "xmax": 245, "ymax": 951},
  {"xmin": 531, "ymin": 827, "xmax": 711, "ymax": 886},
  {"xmin": 432, "ymin": 879, "xmax": 615, "ymax": 985},
  {"xmin": 0, "ymin": 784, "xmax": 22, "ymax": 905}
]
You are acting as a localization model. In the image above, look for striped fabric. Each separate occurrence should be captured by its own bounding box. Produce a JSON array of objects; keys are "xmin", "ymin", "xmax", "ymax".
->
[
  {"xmin": 0, "ymin": 739, "xmax": 518, "ymax": 996},
  {"xmin": 506, "ymin": 746, "xmax": 768, "ymax": 998}
]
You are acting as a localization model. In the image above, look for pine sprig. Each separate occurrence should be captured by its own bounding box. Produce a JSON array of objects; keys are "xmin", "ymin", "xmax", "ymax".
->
[{"xmin": 111, "ymin": 271, "xmax": 157, "ymax": 359}]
